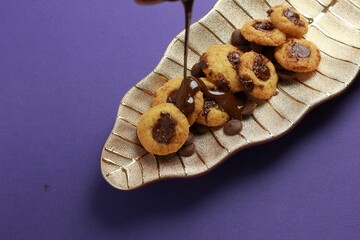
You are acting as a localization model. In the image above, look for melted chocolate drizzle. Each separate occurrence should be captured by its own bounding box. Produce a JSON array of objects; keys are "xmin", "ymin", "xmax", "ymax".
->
[
  {"xmin": 174, "ymin": 0, "xmax": 247, "ymax": 120},
  {"xmin": 175, "ymin": 76, "xmax": 200, "ymax": 114},
  {"xmin": 174, "ymin": 0, "xmax": 196, "ymax": 115},
  {"xmin": 182, "ymin": 0, "xmax": 194, "ymax": 80},
  {"xmin": 176, "ymin": 76, "xmax": 245, "ymax": 120}
]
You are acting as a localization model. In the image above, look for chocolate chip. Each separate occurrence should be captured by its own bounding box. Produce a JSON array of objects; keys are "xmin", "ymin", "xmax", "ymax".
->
[
  {"xmin": 191, "ymin": 62, "xmax": 206, "ymax": 78},
  {"xmin": 231, "ymin": 29, "xmax": 249, "ymax": 46},
  {"xmin": 241, "ymin": 99, "xmax": 257, "ymax": 116},
  {"xmin": 177, "ymin": 142, "xmax": 195, "ymax": 157},
  {"xmin": 223, "ymin": 119, "xmax": 243, "ymax": 135}
]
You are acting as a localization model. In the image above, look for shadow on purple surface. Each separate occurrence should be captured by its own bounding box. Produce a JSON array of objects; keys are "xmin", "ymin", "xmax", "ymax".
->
[{"xmin": 90, "ymin": 75, "xmax": 359, "ymax": 227}]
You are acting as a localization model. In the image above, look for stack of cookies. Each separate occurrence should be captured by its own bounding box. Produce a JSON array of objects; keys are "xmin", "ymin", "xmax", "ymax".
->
[
  {"xmin": 137, "ymin": 5, "xmax": 321, "ymax": 156},
  {"xmin": 200, "ymin": 5, "xmax": 321, "ymax": 100}
]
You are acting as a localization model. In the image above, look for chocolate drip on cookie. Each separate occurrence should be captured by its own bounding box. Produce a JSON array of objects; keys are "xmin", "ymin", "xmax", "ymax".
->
[
  {"xmin": 175, "ymin": 76, "xmax": 246, "ymax": 120},
  {"xmin": 202, "ymin": 88, "xmax": 245, "ymax": 120},
  {"xmin": 167, "ymin": 90, "xmax": 178, "ymax": 103}
]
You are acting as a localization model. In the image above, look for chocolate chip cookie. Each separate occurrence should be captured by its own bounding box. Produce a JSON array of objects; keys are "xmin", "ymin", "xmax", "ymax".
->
[
  {"xmin": 274, "ymin": 38, "xmax": 321, "ymax": 72},
  {"xmin": 268, "ymin": 5, "xmax": 308, "ymax": 38},
  {"xmin": 137, "ymin": 103, "xmax": 190, "ymax": 155},
  {"xmin": 200, "ymin": 44, "xmax": 244, "ymax": 92},
  {"xmin": 238, "ymin": 51, "xmax": 278, "ymax": 99},
  {"xmin": 240, "ymin": 19, "xmax": 286, "ymax": 46}
]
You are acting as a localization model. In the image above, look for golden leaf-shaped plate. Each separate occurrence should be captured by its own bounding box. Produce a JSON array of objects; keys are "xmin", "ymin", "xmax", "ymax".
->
[{"xmin": 101, "ymin": 0, "xmax": 360, "ymax": 190}]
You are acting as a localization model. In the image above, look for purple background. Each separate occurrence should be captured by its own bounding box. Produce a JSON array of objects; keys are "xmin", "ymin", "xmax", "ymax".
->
[{"xmin": 1, "ymin": 0, "xmax": 359, "ymax": 239}]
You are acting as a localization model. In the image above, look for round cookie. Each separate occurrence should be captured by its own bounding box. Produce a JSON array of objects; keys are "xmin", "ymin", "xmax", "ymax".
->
[
  {"xmin": 137, "ymin": 103, "xmax": 189, "ymax": 156},
  {"xmin": 196, "ymin": 100, "xmax": 230, "ymax": 127},
  {"xmin": 195, "ymin": 79, "xmax": 230, "ymax": 127},
  {"xmin": 268, "ymin": 5, "xmax": 308, "ymax": 38},
  {"xmin": 199, "ymin": 44, "xmax": 244, "ymax": 92},
  {"xmin": 274, "ymin": 38, "xmax": 321, "ymax": 72},
  {"xmin": 238, "ymin": 51, "xmax": 278, "ymax": 100},
  {"xmin": 240, "ymin": 19, "xmax": 286, "ymax": 46},
  {"xmin": 152, "ymin": 76, "xmax": 204, "ymax": 125}
]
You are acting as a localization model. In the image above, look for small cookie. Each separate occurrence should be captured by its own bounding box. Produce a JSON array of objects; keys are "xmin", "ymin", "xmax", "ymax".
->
[
  {"xmin": 196, "ymin": 99, "xmax": 230, "ymax": 127},
  {"xmin": 195, "ymin": 79, "xmax": 230, "ymax": 127},
  {"xmin": 268, "ymin": 5, "xmax": 308, "ymax": 38},
  {"xmin": 274, "ymin": 38, "xmax": 321, "ymax": 72},
  {"xmin": 240, "ymin": 19, "xmax": 286, "ymax": 46},
  {"xmin": 137, "ymin": 103, "xmax": 189, "ymax": 156},
  {"xmin": 152, "ymin": 76, "xmax": 204, "ymax": 125},
  {"xmin": 238, "ymin": 51, "xmax": 278, "ymax": 100},
  {"xmin": 200, "ymin": 44, "xmax": 244, "ymax": 92}
]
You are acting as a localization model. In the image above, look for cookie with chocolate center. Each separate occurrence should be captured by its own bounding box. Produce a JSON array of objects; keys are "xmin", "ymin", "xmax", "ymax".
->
[
  {"xmin": 268, "ymin": 5, "xmax": 308, "ymax": 38},
  {"xmin": 199, "ymin": 44, "xmax": 244, "ymax": 92},
  {"xmin": 238, "ymin": 51, "xmax": 278, "ymax": 99},
  {"xmin": 137, "ymin": 103, "xmax": 189, "ymax": 156},
  {"xmin": 274, "ymin": 38, "xmax": 321, "ymax": 72},
  {"xmin": 195, "ymin": 79, "xmax": 230, "ymax": 127},
  {"xmin": 152, "ymin": 76, "xmax": 204, "ymax": 125}
]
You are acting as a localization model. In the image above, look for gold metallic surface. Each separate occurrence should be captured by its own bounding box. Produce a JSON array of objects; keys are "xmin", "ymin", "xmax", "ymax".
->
[{"xmin": 101, "ymin": 0, "xmax": 360, "ymax": 190}]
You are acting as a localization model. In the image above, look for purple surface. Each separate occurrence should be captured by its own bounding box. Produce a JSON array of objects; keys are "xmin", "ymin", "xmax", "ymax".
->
[{"xmin": 1, "ymin": 0, "xmax": 360, "ymax": 239}]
